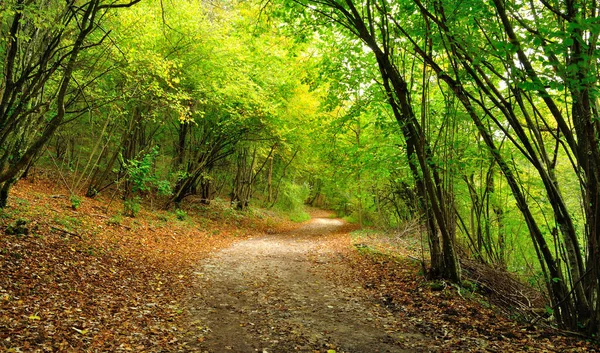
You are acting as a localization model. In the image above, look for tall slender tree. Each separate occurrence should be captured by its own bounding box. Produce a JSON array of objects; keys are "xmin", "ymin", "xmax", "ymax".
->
[{"xmin": 290, "ymin": 0, "xmax": 461, "ymax": 281}]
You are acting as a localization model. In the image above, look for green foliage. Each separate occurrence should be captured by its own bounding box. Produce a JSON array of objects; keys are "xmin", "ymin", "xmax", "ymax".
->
[
  {"xmin": 289, "ymin": 212, "xmax": 311, "ymax": 223},
  {"xmin": 107, "ymin": 214, "xmax": 123, "ymax": 226},
  {"xmin": 273, "ymin": 181, "xmax": 310, "ymax": 222},
  {"xmin": 70, "ymin": 195, "xmax": 82, "ymax": 210},
  {"xmin": 155, "ymin": 180, "xmax": 172, "ymax": 197},
  {"xmin": 122, "ymin": 147, "xmax": 157, "ymax": 193},
  {"xmin": 0, "ymin": 208, "xmax": 16, "ymax": 220},
  {"xmin": 353, "ymin": 242, "xmax": 378, "ymax": 256},
  {"xmin": 6, "ymin": 219, "xmax": 29, "ymax": 236},
  {"xmin": 53, "ymin": 215, "xmax": 81, "ymax": 231},
  {"xmin": 123, "ymin": 197, "xmax": 141, "ymax": 218},
  {"xmin": 276, "ymin": 182, "xmax": 310, "ymax": 212},
  {"xmin": 174, "ymin": 209, "xmax": 187, "ymax": 221},
  {"xmin": 123, "ymin": 146, "xmax": 171, "ymax": 196},
  {"xmin": 461, "ymin": 280, "xmax": 479, "ymax": 293},
  {"xmin": 429, "ymin": 281, "xmax": 446, "ymax": 291}
]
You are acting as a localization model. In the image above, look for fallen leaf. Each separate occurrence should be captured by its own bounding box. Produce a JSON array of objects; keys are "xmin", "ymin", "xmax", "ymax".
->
[{"xmin": 72, "ymin": 327, "xmax": 88, "ymax": 335}]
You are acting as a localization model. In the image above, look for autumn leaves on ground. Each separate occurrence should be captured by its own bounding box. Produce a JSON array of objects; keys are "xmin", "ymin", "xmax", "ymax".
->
[{"xmin": 0, "ymin": 178, "xmax": 596, "ymax": 352}]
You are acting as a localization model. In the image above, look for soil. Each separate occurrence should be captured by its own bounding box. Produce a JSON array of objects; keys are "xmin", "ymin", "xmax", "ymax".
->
[
  {"xmin": 183, "ymin": 212, "xmax": 430, "ymax": 352},
  {"xmin": 2, "ymin": 178, "xmax": 596, "ymax": 352}
]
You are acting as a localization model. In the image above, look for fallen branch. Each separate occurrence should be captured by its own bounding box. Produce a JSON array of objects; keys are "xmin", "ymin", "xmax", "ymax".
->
[{"xmin": 50, "ymin": 226, "xmax": 81, "ymax": 238}]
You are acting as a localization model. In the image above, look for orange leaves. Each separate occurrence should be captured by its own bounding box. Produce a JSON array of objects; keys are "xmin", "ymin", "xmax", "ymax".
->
[
  {"xmin": 330, "ymin": 240, "xmax": 597, "ymax": 352},
  {"xmin": 0, "ymin": 178, "xmax": 286, "ymax": 352}
]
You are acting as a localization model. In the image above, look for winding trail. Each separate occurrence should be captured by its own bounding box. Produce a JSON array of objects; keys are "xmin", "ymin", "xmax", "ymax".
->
[{"xmin": 184, "ymin": 215, "xmax": 426, "ymax": 352}]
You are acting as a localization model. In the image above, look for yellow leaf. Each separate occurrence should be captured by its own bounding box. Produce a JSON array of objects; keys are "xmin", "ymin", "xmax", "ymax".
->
[
  {"xmin": 28, "ymin": 314, "xmax": 41, "ymax": 321},
  {"xmin": 72, "ymin": 327, "xmax": 88, "ymax": 335}
]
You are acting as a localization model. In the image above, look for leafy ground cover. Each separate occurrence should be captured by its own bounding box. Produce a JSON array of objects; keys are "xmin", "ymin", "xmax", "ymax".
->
[
  {"xmin": 321, "ymin": 232, "xmax": 599, "ymax": 352},
  {"xmin": 1, "ymin": 177, "xmax": 599, "ymax": 352},
  {"xmin": 0, "ymin": 177, "xmax": 294, "ymax": 352}
]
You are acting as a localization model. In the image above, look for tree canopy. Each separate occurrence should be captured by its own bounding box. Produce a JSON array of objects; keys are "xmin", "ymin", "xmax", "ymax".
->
[{"xmin": 2, "ymin": 0, "xmax": 600, "ymax": 337}]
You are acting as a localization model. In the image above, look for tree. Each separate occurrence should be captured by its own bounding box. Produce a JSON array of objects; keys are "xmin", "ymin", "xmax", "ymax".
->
[
  {"xmin": 0, "ymin": 0, "xmax": 141, "ymax": 207},
  {"xmin": 388, "ymin": 0, "xmax": 600, "ymax": 335},
  {"xmin": 285, "ymin": 0, "xmax": 600, "ymax": 335},
  {"xmin": 288, "ymin": 0, "xmax": 461, "ymax": 282}
]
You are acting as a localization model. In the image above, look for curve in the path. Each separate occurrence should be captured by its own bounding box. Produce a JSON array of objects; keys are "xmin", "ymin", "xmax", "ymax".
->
[{"xmin": 184, "ymin": 217, "xmax": 425, "ymax": 353}]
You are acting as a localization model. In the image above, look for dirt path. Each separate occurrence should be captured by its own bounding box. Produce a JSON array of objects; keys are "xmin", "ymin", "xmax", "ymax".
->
[{"xmin": 183, "ymin": 216, "xmax": 428, "ymax": 352}]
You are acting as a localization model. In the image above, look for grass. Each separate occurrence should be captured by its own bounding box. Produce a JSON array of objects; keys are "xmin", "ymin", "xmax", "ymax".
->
[
  {"xmin": 288, "ymin": 210, "xmax": 311, "ymax": 223},
  {"xmin": 350, "ymin": 227, "xmax": 426, "ymax": 260}
]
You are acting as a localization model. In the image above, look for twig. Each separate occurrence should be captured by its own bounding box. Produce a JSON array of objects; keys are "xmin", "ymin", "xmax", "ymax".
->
[
  {"xmin": 408, "ymin": 255, "xmax": 422, "ymax": 263},
  {"xmin": 50, "ymin": 226, "xmax": 81, "ymax": 238}
]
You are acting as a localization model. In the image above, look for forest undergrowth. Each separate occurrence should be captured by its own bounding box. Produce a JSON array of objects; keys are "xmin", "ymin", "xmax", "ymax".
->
[
  {"xmin": 0, "ymin": 174, "xmax": 296, "ymax": 352},
  {"xmin": 0, "ymin": 175, "xmax": 598, "ymax": 352},
  {"xmin": 325, "ymin": 232, "xmax": 598, "ymax": 352}
]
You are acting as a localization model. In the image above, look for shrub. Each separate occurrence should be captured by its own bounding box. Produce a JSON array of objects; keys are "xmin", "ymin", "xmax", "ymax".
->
[
  {"xmin": 70, "ymin": 195, "xmax": 81, "ymax": 210},
  {"xmin": 174, "ymin": 209, "xmax": 187, "ymax": 221},
  {"xmin": 123, "ymin": 146, "xmax": 172, "ymax": 196},
  {"xmin": 123, "ymin": 197, "xmax": 141, "ymax": 217}
]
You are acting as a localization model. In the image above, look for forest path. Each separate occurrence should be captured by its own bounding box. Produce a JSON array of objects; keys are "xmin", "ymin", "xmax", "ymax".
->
[{"xmin": 183, "ymin": 213, "xmax": 427, "ymax": 352}]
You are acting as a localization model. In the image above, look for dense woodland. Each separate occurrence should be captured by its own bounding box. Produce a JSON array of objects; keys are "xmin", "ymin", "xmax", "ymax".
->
[{"xmin": 2, "ymin": 0, "xmax": 600, "ymax": 339}]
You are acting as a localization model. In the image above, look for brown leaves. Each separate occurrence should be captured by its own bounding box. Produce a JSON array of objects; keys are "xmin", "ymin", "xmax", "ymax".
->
[
  {"xmin": 3, "ymin": 177, "xmax": 597, "ymax": 352},
  {"xmin": 0, "ymin": 179, "xmax": 288, "ymax": 352},
  {"xmin": 330, "ymin": 236, "xmax": 598, "ymax": 352}
]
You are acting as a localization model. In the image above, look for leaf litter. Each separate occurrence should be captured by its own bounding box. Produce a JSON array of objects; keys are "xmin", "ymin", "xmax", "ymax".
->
[
  {"xmin": 1, "ymin": 179, "xmax": 598, "ymax": 352},
  {"xmin": 0, "ymin": 178, "xmax": 290, "ymax": 352}
]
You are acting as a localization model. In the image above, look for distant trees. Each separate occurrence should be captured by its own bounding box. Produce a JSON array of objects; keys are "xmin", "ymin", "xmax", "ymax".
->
[{"xmin": 289, "ymin": 0, "xmax": 461, "ymax": 281}]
